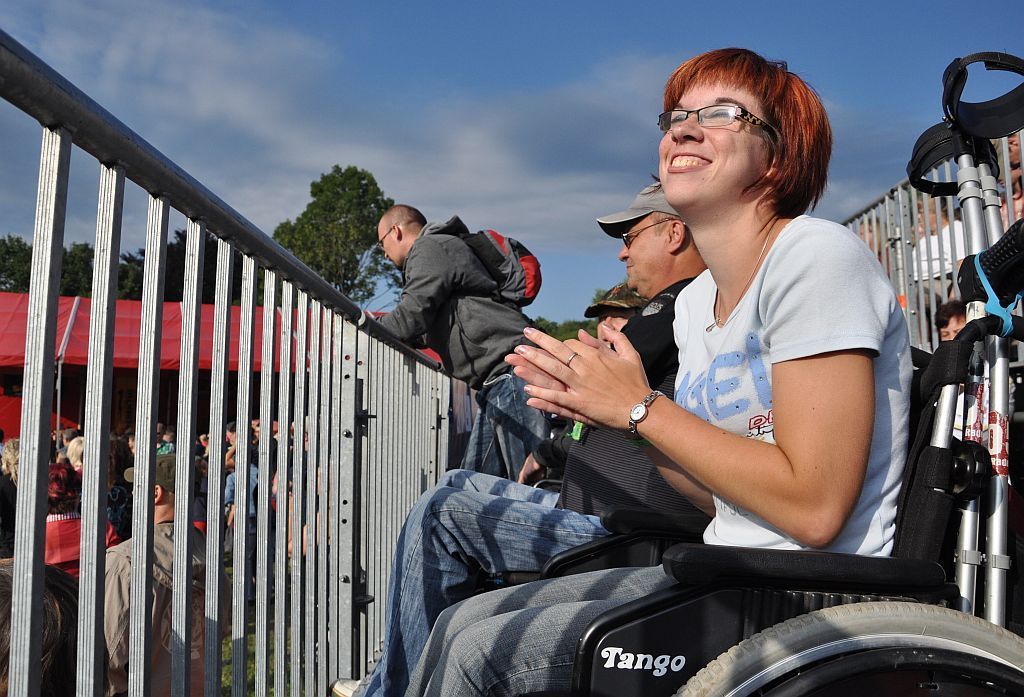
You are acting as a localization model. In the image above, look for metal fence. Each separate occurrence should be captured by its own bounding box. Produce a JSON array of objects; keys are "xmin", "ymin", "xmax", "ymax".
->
[
  {"xmin": 0, "ymin": 29, "xmax": 470, "ymax": 696},
  {"xmin": 840, "ymin": 130, "xmax": 1023, "ymax": 360}
]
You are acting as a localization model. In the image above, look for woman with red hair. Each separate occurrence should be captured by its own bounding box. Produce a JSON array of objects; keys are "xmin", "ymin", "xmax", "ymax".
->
[
  {"xmin": 403, "ymin": 48, "xmax": 911, "ymax": 696},
  {"xmin": 44, "ymin": 460, "xmax": 120, "ymax": 577}
]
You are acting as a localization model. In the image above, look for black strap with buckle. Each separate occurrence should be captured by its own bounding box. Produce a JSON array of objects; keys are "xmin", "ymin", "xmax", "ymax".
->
[
  {"xmin": 907, "ymin": 123, "xmax": 998, "ymax": 196},
  {"xmin": 942, "ymin": 52, "xmax": 1024, "ymax": 139}
]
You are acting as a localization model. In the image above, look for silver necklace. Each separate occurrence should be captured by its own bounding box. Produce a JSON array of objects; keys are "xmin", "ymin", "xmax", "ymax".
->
[{"xmin": 705, "ymin": 224, "xmax": 778, "ymax": 333}]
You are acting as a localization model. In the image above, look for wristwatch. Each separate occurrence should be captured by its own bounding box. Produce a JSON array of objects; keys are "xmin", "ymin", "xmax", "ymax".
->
[{"xmin": 628, "ymin": 391, "xmax": 664, "ymax": 438}]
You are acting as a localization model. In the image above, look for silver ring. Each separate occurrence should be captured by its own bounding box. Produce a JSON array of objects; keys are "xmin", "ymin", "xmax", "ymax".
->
[{"xmin": 566, "ymin": 352, "xmax": 580, "ymax": 368}]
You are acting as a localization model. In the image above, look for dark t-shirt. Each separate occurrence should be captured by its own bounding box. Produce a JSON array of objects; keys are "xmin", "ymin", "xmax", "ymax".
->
[
  {"xmin": 0, "ymin": 472, "xmax": 15, "ymax": 557},
  {"xmin": 557, "ymin": 279, "xmax": 709, "ymax": 521}
]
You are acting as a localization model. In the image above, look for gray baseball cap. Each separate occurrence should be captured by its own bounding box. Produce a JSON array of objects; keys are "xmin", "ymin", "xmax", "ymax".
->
[{"xmin": 596, "ymin": 183, "xmax": 680, "ymax": 238}]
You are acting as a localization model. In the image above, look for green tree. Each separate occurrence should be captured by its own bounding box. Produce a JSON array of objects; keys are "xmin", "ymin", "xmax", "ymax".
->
[
  {"xmin": 118, "ymin": 249, "xmax": 145, "ymax": 300},
  {"xmin": 533, "ymin": 316, "xmax": 597, "ymax": 342},
  {"xmin": 118, "ymin": 229, "xmax": 245, "ymax": 304},
  {"xmin": 0, "ymin": 235, "xmax": 33, "ymax": 292},
  {"xmin": 61, "ymin": 242, "xmax": 94, "ymax": 297},
  {"xmin": 274, "ymin": 165, "xmax": 399, "ymax": 305}
]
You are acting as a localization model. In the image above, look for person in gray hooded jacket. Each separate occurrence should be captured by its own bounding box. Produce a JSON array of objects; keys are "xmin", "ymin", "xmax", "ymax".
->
[{"xmin": 376, "ymin": 204, "xmax": 548, "ymax": 480}]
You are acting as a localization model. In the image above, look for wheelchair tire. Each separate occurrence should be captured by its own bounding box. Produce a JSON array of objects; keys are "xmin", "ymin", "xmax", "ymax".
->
[{"xmin": 677, "ymin": 601, "xmax": 1024, "ymax": 697}]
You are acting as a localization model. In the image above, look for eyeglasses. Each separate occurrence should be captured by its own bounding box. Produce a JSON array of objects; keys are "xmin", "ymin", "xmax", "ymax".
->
[
  {"xmin": 377, "ymin": 224, "xmax": 397, "ymax": 249},
  {"xmin": 658, "ymin": 104, "xmax": 777, "ymax": 139},
  {"xmin": 622, "ymin": 217, "xmax": 676, "ymax": 248}
]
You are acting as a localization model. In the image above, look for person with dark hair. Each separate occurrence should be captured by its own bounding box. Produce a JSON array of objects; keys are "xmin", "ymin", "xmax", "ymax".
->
[
  {"xmin": 409, "ymin": 47, "xmax": 910, "ymax": 696},
  {"xmin": 58, "ymin": 427, "xmax": 79, "ymax": 457},
  {"xmin": 44, "ymin": 461, "xmax": 119, "ymax": 577},
  {"xmin": 0, "ymin": 558, "xmax": 79, "ymax": 697},
  {"xmin": 582, "ymin": 282, "xmax": 648, "ymax": 332},
  {"xmin": 106, "ymin": 435, "xmax": 134, "ymax": 541},
  {"xmin": 935, "ymin": 299, "xmax": 967, "ymax": 342},
  {"xmin": 156, "ymin": 427, "xmax": 175, "ymax": 455},
  {"xmin": 375, "ymin": 204, "xmax": 549, "ymax": 481},
  {"xmin": 0, "ymin": 439, "xmax": 18, "ymax": 558}
]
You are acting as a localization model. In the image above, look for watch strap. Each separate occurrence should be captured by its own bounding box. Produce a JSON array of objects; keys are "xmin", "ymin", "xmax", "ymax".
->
[{"xmin": 628, "ymin": 390, "xmax": 664, "ymax": 437}]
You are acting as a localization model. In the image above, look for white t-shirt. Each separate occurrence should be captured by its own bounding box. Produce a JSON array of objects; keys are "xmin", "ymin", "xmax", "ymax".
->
[
  {"xmin": 673, "ymin": 216, "xmax": 912, "ymax": 556},
  {"xmin": 911, "ymin": 220, "xmax": 967, "ymax": 281}
]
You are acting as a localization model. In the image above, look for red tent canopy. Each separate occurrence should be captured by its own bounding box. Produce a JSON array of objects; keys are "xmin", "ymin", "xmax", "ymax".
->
[{"xmin": 0, "ymin": 291, "xmax": 282, "ymax": 371}]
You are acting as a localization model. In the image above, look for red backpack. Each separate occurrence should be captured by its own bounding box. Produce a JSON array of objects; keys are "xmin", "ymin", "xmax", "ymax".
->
[{"xmin": 460, "ymin": 229, "xmax": 542, "ymax": 307}]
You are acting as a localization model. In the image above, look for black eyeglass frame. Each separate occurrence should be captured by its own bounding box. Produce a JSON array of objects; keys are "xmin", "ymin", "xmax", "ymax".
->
[
  {"xmin": 658, "ymin": 104, "xmax": 777, "ymax": 140},
  {"xmin": 621, "ymin": 216, "xmax": 678, "ymax": 248},
  {"xmin": 377, "ymin": 224, "xmax": 397, "ymax": 249}
]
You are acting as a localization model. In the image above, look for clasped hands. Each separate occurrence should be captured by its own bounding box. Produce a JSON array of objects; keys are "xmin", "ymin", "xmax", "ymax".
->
[{"xmin": 505, "ymin": 323, "xmax": 652, "ymax": 432}]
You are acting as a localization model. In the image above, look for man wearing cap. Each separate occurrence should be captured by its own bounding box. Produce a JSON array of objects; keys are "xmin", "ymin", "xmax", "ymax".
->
[
  {"xmin": 375, "ymin": 204, "xmax": 548, "ymax": 481},
  {"xmin": 341, "ymin": 183, "xmax": 707, "ymax": 697},
  {"xmin": 103, "ymin": 454, "xmax": 229, "ymax": 697},
  {"xmin": 586, "ymin": 282, "xmax": 648, "ymax": 331}
]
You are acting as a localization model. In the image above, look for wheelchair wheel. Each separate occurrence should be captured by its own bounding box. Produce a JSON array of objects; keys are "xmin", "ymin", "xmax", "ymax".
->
[{"xmin": 677, "ymin": 601, "xmax": 1024, "ymax": 696}]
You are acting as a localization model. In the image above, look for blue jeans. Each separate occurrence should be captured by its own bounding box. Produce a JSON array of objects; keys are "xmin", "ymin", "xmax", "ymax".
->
[
  {"xmin": 462, "ymin": 371, "xmax": 549, "ymax": 480},
  {"xmin": 408, "ymin": 566, "xmax": 675, "ymax": 696},
  {"xmin": 362, "ymin": 470, "xmax": 608, "ymax": 697}
]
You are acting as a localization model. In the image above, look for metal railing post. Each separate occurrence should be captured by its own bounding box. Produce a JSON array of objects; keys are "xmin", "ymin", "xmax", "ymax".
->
[
  {"xmin": 255, "ymin": 269, "xmax": 278, "ymax": 695},
  {"xmin": 128, "ymin": 194, "xmax": 169, "ymax": 697},
  {"xmin": 171, "ymin": 218, "xmax": 207, "ymax": 697},
  {"xmin": 304, "ymin": 300, "xmax": 322, "ymax": 697},
  {"xmin": 274, "ymin": 281, "xmax": 294, "ymax": 697},
  {"xmin": 231, "ymin": 254, "xmax": 258, "ymax": 696},
  {"xmin": 204, "ymin": 237, "xmax": 235, "ymax": 697},
  {"xmin": 290, "ymin": 290, "xmax": 309, "ymax": 697},
  {"xmin": 76, "ymin": 162, "xmax": 125, "ymax": 697},
  {"xmin": 9, "ymin": 124, "xmax": 72, "ymax": 697}
]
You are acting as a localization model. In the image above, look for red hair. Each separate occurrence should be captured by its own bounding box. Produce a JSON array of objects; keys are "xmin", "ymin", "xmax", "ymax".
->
[
  {"xmin": 664, "ymin": 48, "xmax": 832, "ymax": 218},
  {"xmin": 47, "ymin": 461, "xmax": 81, "ymax": 514}
]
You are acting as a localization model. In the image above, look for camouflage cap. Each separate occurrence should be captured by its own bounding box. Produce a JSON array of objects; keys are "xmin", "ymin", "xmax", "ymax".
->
[{"xmin": 584, "ymin": 283, "xmax": 648, "ymax": 318}]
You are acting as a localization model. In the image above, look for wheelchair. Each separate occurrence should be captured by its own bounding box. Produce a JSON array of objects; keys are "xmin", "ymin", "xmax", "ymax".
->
[{"xmin": 509, "ymin": 54, "xmax": 1024, "ymax": 696}]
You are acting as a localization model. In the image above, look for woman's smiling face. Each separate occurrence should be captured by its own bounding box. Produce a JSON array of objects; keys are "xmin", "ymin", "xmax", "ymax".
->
[{"xmin": 658, "ymin": 82, "xmax": 774, "ymax": 218}]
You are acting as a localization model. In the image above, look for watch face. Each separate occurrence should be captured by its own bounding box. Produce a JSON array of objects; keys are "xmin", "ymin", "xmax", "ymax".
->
[{"xmin": 629, "ymin": 403, "xmax": 647, "ymax": 421}]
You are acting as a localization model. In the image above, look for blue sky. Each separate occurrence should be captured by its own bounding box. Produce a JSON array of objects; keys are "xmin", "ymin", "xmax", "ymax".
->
[{"xmin": 1, "ymin": 0, "xmax": 1022, "ymax": 320}]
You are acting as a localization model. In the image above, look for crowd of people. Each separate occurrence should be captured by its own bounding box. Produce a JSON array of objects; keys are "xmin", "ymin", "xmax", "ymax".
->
[
  {"xmin": 0, "ymin": 418, "xmax": 282, "ymax": 695},
  {"xmin": 0, "ymin": 45, "xmax": 1021, "ymax": 697}
]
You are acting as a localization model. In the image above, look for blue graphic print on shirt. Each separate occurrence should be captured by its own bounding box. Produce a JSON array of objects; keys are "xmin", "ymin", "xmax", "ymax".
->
[{"xmin": 676, "ymin": 332, "xmax": 772, "ymax": 424}]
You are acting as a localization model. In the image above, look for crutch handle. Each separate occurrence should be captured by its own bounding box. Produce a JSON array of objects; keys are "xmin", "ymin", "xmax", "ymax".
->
[
  {"xmin": 906, "ymin": 123, "xmax": 997, "ymax": 196},
  {"xmin": 957, "ymin": 219, "xmax": 1024, "ymax": 338},
  {"xmin": 957, "ymin": 315, "xmax": 1024, "ymax": 343},
  {"xmin": 978, "ymin": 219, "xmax": 1024, "ymax": 305},
  {"xmin": 942, "ymin": 52, "xmax": 1024, "ymax": 139}
]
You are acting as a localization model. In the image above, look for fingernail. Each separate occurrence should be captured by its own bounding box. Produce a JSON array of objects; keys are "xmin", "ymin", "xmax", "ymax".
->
[
  {"xmin": 523, "ymin": 385, "xmax": 533, "ymax": 394},
  {"xmin": 523, "ymin": 327, "xmax": 536, "ymax": 336},
  {"xmin": 515, "ymin": 345, "xmax": 528, "ymax": 355}
]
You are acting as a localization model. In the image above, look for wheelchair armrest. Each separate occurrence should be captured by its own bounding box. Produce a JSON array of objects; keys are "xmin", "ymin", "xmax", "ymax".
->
[
  {"xmin": 540, "ymin": 527, "xmax": 703, "ymax": 579},
  {"xmin": 599, "ymin": 507, "xmax": 710, "ymax": 535},
  {"xmin": 662, "ymin": 543, "xmax": 946, "ymax": 590}
]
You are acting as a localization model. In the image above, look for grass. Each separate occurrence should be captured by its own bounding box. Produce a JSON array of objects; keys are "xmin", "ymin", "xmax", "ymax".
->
[{"xmin": 218, "ymin": 557, "xmax": 295, "ymax": 697}]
